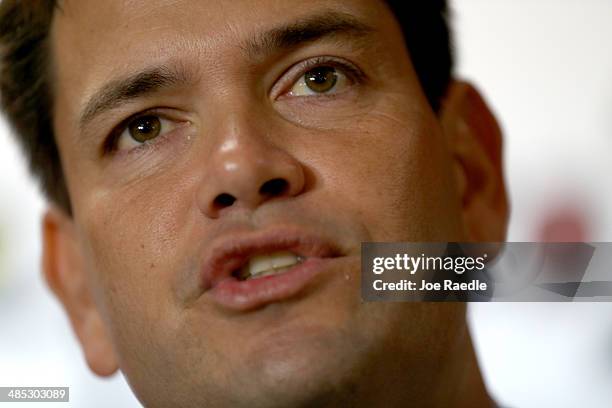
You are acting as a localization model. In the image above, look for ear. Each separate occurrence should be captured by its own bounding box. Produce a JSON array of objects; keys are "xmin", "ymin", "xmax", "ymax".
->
[
  {"xmin": 440, "ymin": 81, "xmax": 509, "ymax": 241},
  {"xmin": 42, "ymin": 207, "xmax": 119, "ymax": 376}
]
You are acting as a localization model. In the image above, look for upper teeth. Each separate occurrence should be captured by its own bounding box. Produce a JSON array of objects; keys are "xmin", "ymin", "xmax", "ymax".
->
[{"xmin": 238, "ymin": 251, "xmax": 304, "ymax": 280}]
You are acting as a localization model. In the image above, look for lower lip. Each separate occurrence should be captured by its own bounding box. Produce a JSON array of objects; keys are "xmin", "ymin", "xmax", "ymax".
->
[{"xmin": 208, "ymin": 257, "xmax": 330, "ymax": 311}]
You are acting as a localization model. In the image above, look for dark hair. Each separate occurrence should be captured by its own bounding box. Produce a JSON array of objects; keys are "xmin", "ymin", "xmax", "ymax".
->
[
  {"xmin": 0, "ymin": 0, "xmax": 453, "ymax": 213},
  {"xmin": 385, "ymin": 0, "xmax": 454, "ymax": 112}
]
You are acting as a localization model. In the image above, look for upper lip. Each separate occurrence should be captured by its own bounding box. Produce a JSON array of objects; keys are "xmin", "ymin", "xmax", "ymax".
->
[{"xmin": 200, "ymin": 226, "xmax": 342, "ymax": 291}]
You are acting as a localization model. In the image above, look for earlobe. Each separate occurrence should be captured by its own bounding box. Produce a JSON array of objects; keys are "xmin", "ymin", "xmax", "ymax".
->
[
  {"xmin": 440, "ymin": 81, "xmax": 509, "ymax": 241},
  {"xmin": 42, "ymin": 208, "xmax": 119, "ymax": 376}
]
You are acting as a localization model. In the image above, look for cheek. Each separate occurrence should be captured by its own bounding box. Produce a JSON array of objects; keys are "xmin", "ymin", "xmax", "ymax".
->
[
  {"xmin": 304, "ymin": 105, "xmax": 462, "ymax": 241},
  {"xmin": 73, "ymin": 163, "xmax": 199, "ymax": 351}
]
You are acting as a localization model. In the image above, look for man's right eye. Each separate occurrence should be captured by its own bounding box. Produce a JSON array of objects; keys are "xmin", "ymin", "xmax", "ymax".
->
[
  {"xmin": 106, "ymin": 113, "xmax": 183, "ymax": 153},
  {"xmin": 127, "ymin": 115, "xmax": 162, "ymax": 143}
]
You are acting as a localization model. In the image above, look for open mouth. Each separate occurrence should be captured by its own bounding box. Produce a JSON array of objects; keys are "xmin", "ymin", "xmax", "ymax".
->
[
  {"xmin": 233, "ymin": 251, "xmax": 306, "ymax": 281},
  {"xmin": 199, "ymin": 227, "xmax": 343, "ymax": 311}
]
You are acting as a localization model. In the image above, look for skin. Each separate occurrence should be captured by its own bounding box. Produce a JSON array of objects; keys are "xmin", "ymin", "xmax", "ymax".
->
[{"xmin": 44, "ymin": 0, "xmax": 508, "ymax": 406}]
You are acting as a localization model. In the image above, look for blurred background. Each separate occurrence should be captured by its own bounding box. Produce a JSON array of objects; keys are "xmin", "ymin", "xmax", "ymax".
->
[{"xmin": 0, "ymin": 0, "xmax": 611, "ymax": 406}]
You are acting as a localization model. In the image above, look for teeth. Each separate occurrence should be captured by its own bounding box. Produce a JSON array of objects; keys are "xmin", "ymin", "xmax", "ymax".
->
[{"xmin": 238, "ymin": 251, "xmax": 304, "ymax": 280}]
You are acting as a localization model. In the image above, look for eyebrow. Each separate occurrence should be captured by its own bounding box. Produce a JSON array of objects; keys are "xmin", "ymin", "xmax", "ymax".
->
[
  {"xmin": 241, "ymin": 11, "xmax": 375, "ymax": 59},
  {"xmin": 79, "ymin": 66, "xmax": 192, "ymax": 129},
  {"xmin": 78, "ymin": 11, "xmax": 374, "ymax": 129}
]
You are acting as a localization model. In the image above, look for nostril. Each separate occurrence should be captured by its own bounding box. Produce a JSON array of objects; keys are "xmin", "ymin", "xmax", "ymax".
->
[
  {"xmin": 213, "ymin": 193, "xmax": 236, "ymax": 209},
  {"xmin": 259, "ymin": 178, "xmax": 288, "ymax": 197}
]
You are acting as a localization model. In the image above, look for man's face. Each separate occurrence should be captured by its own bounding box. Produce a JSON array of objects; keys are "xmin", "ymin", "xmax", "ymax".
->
[{"xmin": 49, "ymin": 0, "xmax": 470, "ymax": 406}]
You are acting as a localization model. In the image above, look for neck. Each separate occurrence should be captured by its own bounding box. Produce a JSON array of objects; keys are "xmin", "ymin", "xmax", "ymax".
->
[
  {"xmin": 432, "ymin": 325, "xmax": 494, "ymax": 408},
  {"xmin": 357, "ymin": 316, "xmax": 494, "ymax": 408}
]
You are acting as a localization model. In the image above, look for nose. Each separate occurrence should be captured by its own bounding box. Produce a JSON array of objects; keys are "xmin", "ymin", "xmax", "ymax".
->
[{"xmin": 197, "ymin": 125, "xmax": 306, "ymax": 219}]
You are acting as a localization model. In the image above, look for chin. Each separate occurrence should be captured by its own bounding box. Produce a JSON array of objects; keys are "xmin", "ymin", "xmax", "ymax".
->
[
  {"xmin": 236, "ymin": 355, "xmax": 361, "ymax": 408},
  {"xmin": 225, "ymin": 316, "xmax": 375, "ymax": 408}
]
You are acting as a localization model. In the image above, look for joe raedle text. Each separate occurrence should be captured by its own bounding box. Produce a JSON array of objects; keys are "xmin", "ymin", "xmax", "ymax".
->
[{"xmin": 373, "ymin": 279, "xmax": 488, "ymax": 292}]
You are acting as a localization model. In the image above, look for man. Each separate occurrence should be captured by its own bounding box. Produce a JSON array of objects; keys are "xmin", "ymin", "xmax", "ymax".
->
[{"xmin": 0, "ymin": 0, "xmax": 508, "ymax": 406}]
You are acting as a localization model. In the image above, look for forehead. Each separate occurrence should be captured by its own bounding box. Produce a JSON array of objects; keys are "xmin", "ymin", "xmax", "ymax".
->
[
  {"xmin": 50, "ymin": 0, "xmax": 396, "ymax": 113},
  {"xmin": 52, "ymin": 0, "xmax": 391, "ymax": 41}
]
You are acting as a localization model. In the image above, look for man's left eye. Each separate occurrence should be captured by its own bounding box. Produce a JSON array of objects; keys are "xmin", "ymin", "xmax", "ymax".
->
[{"xmin": 289, "ymin": 66, "xmax": 351, "ymax": 96}]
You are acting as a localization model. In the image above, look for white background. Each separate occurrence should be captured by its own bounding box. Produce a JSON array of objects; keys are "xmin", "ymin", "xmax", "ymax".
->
[
  {"xmin": 1, "ymin": 0, "xmax": 611, "ymax": 406},
  {"xmin": 458, "ymin": 1, "xmax": 612, "ymax": 407}
]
